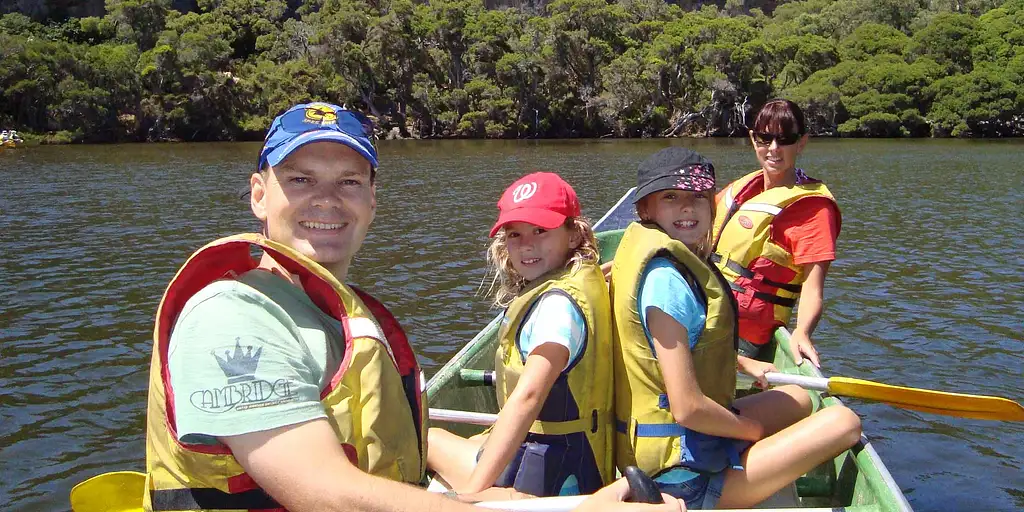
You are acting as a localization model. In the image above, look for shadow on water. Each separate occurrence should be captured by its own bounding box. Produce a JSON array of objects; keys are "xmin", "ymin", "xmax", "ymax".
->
[{"xmin": 1, "ymin": 139, "xmax": 1022, "ymax": 511}]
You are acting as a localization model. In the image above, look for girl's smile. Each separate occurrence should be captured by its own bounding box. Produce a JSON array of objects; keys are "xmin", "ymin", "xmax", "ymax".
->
[
  {"xmin": 503, "ymin": 221, "xmax": 581, "ymax": 282},
  {"xmin": 639, "ymin": 189, "xmax": 713, "ymax": 252}
]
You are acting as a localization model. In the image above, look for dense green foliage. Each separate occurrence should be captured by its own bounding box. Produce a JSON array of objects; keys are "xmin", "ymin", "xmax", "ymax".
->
[{"xmin": 1, "ymin": 0, "xmax": 1021, "ymax": 142}]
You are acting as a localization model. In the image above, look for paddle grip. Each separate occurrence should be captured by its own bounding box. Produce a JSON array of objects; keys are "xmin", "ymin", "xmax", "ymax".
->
[{"xmin": 623, "ymin": 466, "xmax": 663, "ymax": 504}]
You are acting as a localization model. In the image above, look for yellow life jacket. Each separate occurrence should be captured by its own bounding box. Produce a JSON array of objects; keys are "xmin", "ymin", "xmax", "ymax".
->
[
  {"xmin": 493, "ymin": 262, "xmax": 615, "ymax": 492},
  {"xmin": 144, "ymin": 234, "xmax": 426, "ymax": 511},
  {"xmin": 711, "ymin": 170, "xmax": 838, "ymax": 337},
  {"xmin": 610, "ymin": 222, "xmax": 741, "ymax": 476}
]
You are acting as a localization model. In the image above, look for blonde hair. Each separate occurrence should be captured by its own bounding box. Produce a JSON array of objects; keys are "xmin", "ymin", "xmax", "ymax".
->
[
  {"xmin": 485, "ymin": 217, "xmax": 599, "ymax": 307},
  {"xmin": 635, "ymin": 189, "xmax": 718, "ymax": 260}
]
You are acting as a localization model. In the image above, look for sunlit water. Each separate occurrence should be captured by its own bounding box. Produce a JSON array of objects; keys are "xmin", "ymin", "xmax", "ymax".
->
[{"xmin": 1, "ymin": 139, "xmax": 1021, "ymax": 510}]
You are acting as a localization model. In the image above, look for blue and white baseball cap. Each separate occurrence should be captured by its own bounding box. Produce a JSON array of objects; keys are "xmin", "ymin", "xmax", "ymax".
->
[{"xmin": 258, "ymin": 102, "xmax": 378, "ymax": 171}]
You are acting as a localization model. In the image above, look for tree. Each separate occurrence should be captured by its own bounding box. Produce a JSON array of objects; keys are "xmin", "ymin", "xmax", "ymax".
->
[
  {"xmin": 911, "ymin": 12, "xmax": 980, "ymax": 73},
  {"xmin": 104, "ymin": 0, "xmax": 170, "ymax": 50},
  {"xmin": 195, "ymin": 0, "xmax": 288, "ymax": 59},
  {"xmin": 838, "ymin": 22, "xmax": 911, "ymax": 61},
  {"xmin": 925, "ymin": 65, "xmax": 1023, "ymax": 136},
  {"xmin": 597, "ymin": 47, "xmax": 664, "ymax": 136}
]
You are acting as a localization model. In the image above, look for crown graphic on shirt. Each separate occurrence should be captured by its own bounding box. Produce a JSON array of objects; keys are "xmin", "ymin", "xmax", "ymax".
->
[{"xmin": 214, "ymin": 339, "xmax": 263, "ymax": 384}]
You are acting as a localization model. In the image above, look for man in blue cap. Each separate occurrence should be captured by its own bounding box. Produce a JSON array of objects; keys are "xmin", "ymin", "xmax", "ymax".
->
[{"xmin": 142, "ymin": 102, "xmax": 685, "ymax": 512}]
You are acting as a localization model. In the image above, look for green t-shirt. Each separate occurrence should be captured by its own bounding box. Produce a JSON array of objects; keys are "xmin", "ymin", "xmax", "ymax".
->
[{"xmin": 167, "ymin": 269, "xmax": 346, "ymax": 445}]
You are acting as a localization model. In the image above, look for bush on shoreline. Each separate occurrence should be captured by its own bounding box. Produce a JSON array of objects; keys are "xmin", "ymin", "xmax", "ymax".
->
[{"xmin": 1, "ymin": 0, "xmax": 1021, "ymax": 142}]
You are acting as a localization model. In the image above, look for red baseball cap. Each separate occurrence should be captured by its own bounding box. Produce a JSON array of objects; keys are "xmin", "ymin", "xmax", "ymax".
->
[{"xmin": 489, "ymin": 172, "xmax": 581, "ymax": 237}]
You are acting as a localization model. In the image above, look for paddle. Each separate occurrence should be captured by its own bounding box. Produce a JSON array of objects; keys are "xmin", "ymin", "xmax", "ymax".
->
[
  {"xmin": 430, "ymin": 408, "xmax": 499, "ymax": 425},
  {"xmin": 458, "ymin": 369, "xmax": 1024, "ymax": 422},
  {"xmin": 475, "ymin": 496, "xmax": 835, "ymax": 512},
  {"xmin": 70, "ymin": 470, "xmax": 146, "ymax": 512},
  {"xmin": 69, "ymin": 466, "xmax": 664, "ymax": 512},
  {"xmin": 755, "ymin": 372, "xmax": 1024, "ymax": 422}
]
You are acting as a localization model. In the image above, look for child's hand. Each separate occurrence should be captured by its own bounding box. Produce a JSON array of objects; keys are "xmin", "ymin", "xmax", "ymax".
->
[
  {"xmin": 737, "ymin": 356, "xmax": 777, "ymax": 389},
  {"xmin": 573, "ymin": 477, "xmax": 685, "ymax": 512},
  {"xmin": 788, "ymin": 330, "xmax": 821, "ymax": 368},
  {"xmin": 601, "ymin": 260, "xmax": 614, "ymax": 281}
]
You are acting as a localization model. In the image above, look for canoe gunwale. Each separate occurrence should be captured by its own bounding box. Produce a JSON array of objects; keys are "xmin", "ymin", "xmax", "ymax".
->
[{"xmin": 772, "ymin": 320, "xmax": 912, "ymax": 512}]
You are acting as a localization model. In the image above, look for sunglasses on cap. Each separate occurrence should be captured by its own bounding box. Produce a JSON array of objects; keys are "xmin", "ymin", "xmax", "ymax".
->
[
  {"xmin": 751, "ymin": 131, "xmax": 801, "ymax": 147},
  {"xmin": 258, "ymin": 104, "xmax": 376, "ymax": 170},
  {"xmin": 276, "ymin": 105, "xmax": 374, "ymax": 138}
]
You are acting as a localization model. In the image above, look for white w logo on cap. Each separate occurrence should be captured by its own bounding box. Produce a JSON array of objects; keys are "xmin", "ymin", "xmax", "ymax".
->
[{"xmin": 512, "ymin": 182, "xmax": 537, "ymax": 203}]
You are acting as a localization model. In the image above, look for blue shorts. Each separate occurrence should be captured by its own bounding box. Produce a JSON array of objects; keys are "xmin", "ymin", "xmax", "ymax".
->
[
  {"xmin": 653, "ymin": 467, "xmax": 726, "ymax": 509},
  {"xmin": 476, "ymin": 434, "xmax": 601, "ymax": 497}
]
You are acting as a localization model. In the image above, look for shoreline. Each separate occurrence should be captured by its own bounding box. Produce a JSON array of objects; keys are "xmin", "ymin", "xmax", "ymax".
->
[{"xmin": 8, "ymin": 132, "xmax": 1024, "ymax": 146}]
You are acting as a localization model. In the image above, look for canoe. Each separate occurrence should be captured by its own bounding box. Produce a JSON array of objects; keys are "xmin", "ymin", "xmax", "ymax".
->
[{"xmin": 424, "ymin": 187, "xmax": 914, "ymax": 512}]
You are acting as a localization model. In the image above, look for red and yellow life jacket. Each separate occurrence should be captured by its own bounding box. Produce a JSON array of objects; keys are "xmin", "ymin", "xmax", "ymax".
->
[
  {"xmin": 711, "ymin": 170, "xmax": 839, "ymax": 343},
  {"xmin": 144, "ymin": 233, "xmax": 425, "ymax": 511}
]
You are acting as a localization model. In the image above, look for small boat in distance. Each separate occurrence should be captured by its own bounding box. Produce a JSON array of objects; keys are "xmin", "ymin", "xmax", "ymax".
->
[{"xmin": 1, "ymin": 130, "xmax": 24, "ymax": 148}]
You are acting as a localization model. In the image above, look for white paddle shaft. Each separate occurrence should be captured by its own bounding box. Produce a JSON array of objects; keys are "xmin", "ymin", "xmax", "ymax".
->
[
  {"xmin": 474, "ymin": 495, "xmax": 586, "ymax": 511},
  {"xmin": 429, "ymin": 408, "xmax": 499, "ymax": 425},
  {"xmin": 765, "ymin": 372, "xmax": 829, "ymax": 391},
  {"xmin": 474, "ymin": 495, "xmax": 839, "ymax": 512},
  {"xmin": 432, "ymin": 374, "xmax": 829, "ymax": 426}
]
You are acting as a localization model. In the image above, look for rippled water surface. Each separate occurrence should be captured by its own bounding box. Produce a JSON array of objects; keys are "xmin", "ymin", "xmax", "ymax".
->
[{"xmin": 2, "ymin": 139, "xmax": 1022, "ymax": 511}]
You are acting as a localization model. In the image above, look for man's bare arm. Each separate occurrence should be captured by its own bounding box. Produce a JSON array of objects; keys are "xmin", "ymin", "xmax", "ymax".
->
[
  {"xmin": 222, "ymin": 417, "xmax": 685, "ymax": 512},
  {"xmin": 221, "ymin": 418, "xmax": 478, "ymax": 512}
]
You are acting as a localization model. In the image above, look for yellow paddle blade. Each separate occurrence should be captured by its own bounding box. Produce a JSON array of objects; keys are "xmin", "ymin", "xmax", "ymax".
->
[
  {"xmin": 70, "ymin": 471, "xmax": 146, "ymax": 512},
  {"xmin": 828, "ymin": 377, "xmax": 1024, "ymax": 422}
]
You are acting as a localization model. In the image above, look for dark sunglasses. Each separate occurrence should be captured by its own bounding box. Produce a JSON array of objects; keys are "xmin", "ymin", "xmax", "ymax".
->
[{"xmin": 752, "ymin": 131, "xmax": 800, "ymax": 146}]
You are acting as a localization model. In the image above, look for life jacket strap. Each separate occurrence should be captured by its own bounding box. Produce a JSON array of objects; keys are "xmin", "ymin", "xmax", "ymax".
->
[
  {"xmin": 711, "ymin": 253, "xmax": 802, "ymax": 293},
  {"xmin": 530, "ymin": 410, "xmax": 605, "ymax": 436},
  {"xmin": 728, "ymin": 282, "xmax": 797, "ymax": 308},
  {"xmin": 614, "ymin": 419, "xmax": 745, "ymax": 472},
  {"xmin": 151, "ymin": 487, "xmax": 280, "ymax": 511},
  {"xmin": 738, "ymin": 202, "xmax": 783, "ymax": 216}
]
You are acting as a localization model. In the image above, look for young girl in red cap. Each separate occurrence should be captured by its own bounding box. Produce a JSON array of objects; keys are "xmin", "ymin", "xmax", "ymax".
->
[
  {"xmin": 427, "ymin": 172, "xmax": 615, "ymax": 498},
  {"xmin": 611, "ymin": 147, "xmax": 861, "ymax": 509}
]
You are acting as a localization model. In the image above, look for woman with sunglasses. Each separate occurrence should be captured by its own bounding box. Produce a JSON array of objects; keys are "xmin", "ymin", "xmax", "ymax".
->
[{"xmin": 710, "ymin": 99, "xmax": 840, "ymax": 373}]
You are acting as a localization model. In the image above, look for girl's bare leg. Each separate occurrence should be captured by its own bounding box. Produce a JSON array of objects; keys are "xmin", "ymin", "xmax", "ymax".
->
[
  {"xmin": 733, "ymin": 384, "xmax": 813, "ymax": 436},
  {"xmin": 717, "ymin": 404, "xmax": 862, "ymax": 508},
  {"xmin": 426, "ymin": 428, "xmax": 488, "ymax": 490}
]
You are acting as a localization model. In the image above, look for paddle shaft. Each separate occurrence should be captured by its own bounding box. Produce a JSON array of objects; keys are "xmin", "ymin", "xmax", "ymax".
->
[
  {"xmin": 473, "ymin": 495, "xmax": 837, "ymax": 512},
  {"xmin": 465, "ymin": 369, "xmax": 1022, "ymax": 421},
  {"xmin": 764, "ymin": 372, "xmax": 829, "ymax": 391},
  {"xmin": 465, "ymin": 369, "xmax": 830, "ymax": 392},
  {"xmin": 429, "ymin": 408, "xmax": 499, "ymax": 425}
]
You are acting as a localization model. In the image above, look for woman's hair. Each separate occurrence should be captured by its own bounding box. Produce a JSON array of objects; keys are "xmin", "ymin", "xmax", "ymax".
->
[
  {"xmin": 751, "ymin": 99, "xmax": 807, "ymax": 136},
  {"xmin": 485, "ymin": 216, "xmax": 599, "ymax": 307},
  {"xmin": 635, "ymin": 190, "xmax": 718, "ymax": 260}
]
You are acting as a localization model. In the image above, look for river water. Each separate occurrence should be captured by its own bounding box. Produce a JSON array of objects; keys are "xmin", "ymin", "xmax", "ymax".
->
[{"xmin": 1, "ymin": 139, "xmax": 1021, "ymax": 511}]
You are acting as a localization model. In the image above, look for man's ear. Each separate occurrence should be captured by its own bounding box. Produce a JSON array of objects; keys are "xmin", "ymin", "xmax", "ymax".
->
[
  {"xmin": 250, "ymin": 171, "xmax": 268, "ymax": 223},
  {"xmin": 369, "ymin": 183, "xmax": 377, "ymax": 221}
]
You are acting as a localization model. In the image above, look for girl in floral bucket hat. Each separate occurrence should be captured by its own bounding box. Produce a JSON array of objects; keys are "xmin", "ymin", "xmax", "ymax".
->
[
  {"xmin": 609, "ymin": 147, "xmax": 861, "ymax": 509},
  {"xmin": 427, "ymin": 172, "xmax": 615, "ymax": 499}
]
